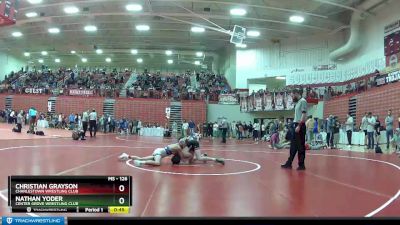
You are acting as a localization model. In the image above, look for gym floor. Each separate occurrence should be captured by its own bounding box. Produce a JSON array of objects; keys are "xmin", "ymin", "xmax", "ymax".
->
[{"xmin": 0, "ymin": 123, "xmax": 399, "ymax": 217}]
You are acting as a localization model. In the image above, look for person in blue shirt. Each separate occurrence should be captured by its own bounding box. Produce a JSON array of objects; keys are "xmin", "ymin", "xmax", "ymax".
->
[
  {"xmin": 68, "ymin": 113, "xmax": 75, "ymax": 129},
  {"xmin": 188, "ymin": 120, "xmax": 195, "ymax": 135},
  {"xmin": 28, "ymin": 107, "xmax": 37, "ymax": 133}
]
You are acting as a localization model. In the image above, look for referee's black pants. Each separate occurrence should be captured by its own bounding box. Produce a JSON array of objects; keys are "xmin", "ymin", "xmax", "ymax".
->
[
  {"xmin": 89, "ymin": 120, "xmax": 97, "ymax": 137},
  {"xmin": 286, "ymin": 123, "xmax": 306, "ymax": 167}
]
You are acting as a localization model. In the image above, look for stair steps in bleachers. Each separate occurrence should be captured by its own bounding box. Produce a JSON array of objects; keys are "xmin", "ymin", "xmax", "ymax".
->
[
  {"xmin": 103, "ymin": 99, "xmax": 116, "ymax": 118},
  {"xmin": 47, "ymin": 97, "xmax": 57, "ymax": 115},
  {"xmin": 120, "ymin": 73, "xmax": 138, "ymax": 98},
  {"xmin": 5, "ymin": 96, "xmax": 13, "ymax": 110},
  {"xmin": 169, "ymin": 101, "xmax": 182, "ymax": 134},
  {"xmin": 349, "ymin": 97, "xmax": 357, "ymax": 124}
]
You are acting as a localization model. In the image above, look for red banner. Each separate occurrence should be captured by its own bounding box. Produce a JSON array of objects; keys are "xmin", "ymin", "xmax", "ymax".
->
[{"xmin": 69, "ymin": 89, "xmax": 95, "ymax": 96}]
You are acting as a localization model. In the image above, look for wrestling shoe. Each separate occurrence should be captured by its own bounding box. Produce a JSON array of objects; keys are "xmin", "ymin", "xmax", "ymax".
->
[
  {"xmin": 296, "ymin": 165, "xmax": 306, "ymax": 171},
  {"xmin": 118, "ymin": 153, "xmax": 130, "ymax": 161},
  {"xmin": 216, "ymin": 158, "xmax": 225, "ymax": 165},
  {"xmin": 281, "ymin": 163, "xmax": 292, "ymax": 169},
  {"xmin": 133, "ymin": 160, "xmax": 143, "ymax": 167}
]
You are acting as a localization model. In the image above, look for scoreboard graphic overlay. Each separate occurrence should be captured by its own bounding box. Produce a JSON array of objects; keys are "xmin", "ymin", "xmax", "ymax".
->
[{"xmin": 8, "ymin": 176, "xmax": 132, "ymax": 214}]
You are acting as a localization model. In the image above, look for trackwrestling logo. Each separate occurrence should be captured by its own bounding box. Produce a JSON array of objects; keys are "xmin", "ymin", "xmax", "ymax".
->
[{"xmin": 2, "ymin": 217, "xmax": 64, "ymax": 225}]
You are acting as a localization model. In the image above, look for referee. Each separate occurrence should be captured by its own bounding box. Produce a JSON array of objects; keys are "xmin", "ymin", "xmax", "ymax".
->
[
  {"xmin": 89, "ymin": 109, "xmax": 97, "ymax": 138},
  {"xmin": 281, "ymin": 89, "xmax": 308, "ymax": 170}
]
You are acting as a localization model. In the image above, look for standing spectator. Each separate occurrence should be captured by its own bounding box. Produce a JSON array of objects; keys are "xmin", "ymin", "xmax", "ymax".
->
[
  {"xmin": 202, "ymin": 122, "xmax": 208, "ymax": 138},
  {"xmin": 182, "ymin": 120, "xmax": 189, "ymax": 137},
  {"xmin": 188, "ymin": 120, "xmax": 195, "ymax": 135},
  {"xmin": 172, "ymin": 121, "xmax": 178, "ymax": 138},
  {"xmin": 213, "ymin": 122, "xmax": 219, "ymax": 139},
  {"xmin": 110, "ymin": 117, "xmax": 116, "ymax": 133},
  {"xmin": 345, "ymin": 114, "xmax": 354, "ymax": 149},
  {"xmin": 220, "ymin": 117, "xmax": 228, "ymax": 143},
  {"xmin": 137, "ymin": 120, "xmax": 142, "ymax": 135},
  {"xmin": 253, "ymin": 120, "xmax": 260, "ymax": 142},
  {"xmin": 366, "ymin": 112, "xmax": 375, "ymax": 150},
  {"xmin": 68, "ymin": 113, "xmax": 75, "ymax": 130},
  {"xmin": 13, "ymin": 110, "xmax": 23, "ymax": 133},
  {"xmin": 375, "ymin": 115, "xmax": 381, "ymax": 148},
  {"xmin": 230, "ymin": 121, "xmax": 237, "ymax": 139},
  {"xmin": 361, "ymin": 112, "xmax": 369, "ymax": 148},
  {"xmin": 398, "ymin": 109, "xmax": 400, "ymax": 129},
  {"xmin": 58, "ymin": 113, "xmax": 63, "ymax": 129},
  {"xmin": 261, "ymin": 122, "xmax": 266, "ymax": 140},
  {"xmin": 385, "ymin": 109, "xmax": 394, "ymax": 151},
  {"xmin": 312, "ymin": 118, "xmax": 319, "ymax": 141},
  {"xmin": 333, "ymin": 116, "xmax": 340, "ymax": 149},
  {"xmin": 327, "ymin": 115, "xmax": 335, "ymax": 148},
  {"xmin": 89, "ymin": 109, "xmax": 97, "ymax": 138},
  {"xmin": 305, "ymin": 116, "xmax": 314, "ymax": 143},
  {"xmin": 207, "ymin": 122, "xmax": 213, "ymax": 138}
]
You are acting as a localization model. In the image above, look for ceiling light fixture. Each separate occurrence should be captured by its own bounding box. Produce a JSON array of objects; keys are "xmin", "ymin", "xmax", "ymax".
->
[
  {"xmin": 191, "ymin": 27, "xmax": 205, "ymax": 33},
  {"xmin": 41, "ymin": 51, "xmax": 48, "ymax": 56},
  {"xmin": 196, "ymin": 52, "xmax": 203, "ymax": 57},
  {"xmin": 167, "ymin": 59, "xmax": 173, "ymax": 64},
  {"xmin": 194, "ymin": 61, "xmax": 201, "ymax": 65},
  {"xmin": 55, "ymin": 58, "xmax": 61, "ymax": 63},
  {"xmin": 84, "ymin": 25, "xmax": 97, "ymax": 32},
  {"xmin": 165, "ymin": 50, "xmax": 173, "ymax": 56},
  {"xmin": 38, "ymin": 59, "xmax": 44, "ymax": 63},
  {"xmin": 25, "ymin": 12, "xmax": 38, "ymax": 18},
  {"xmin": 48, "ymin": 28, "xmax": 60, "ymax": 34},
  {"xmin": 126, "ymin": 4, "xmax": 143, "ymax": 11},
  {"xmin": 247, "ymin": 30, "xmax": 260, "ymax": 37},
  {"xmin": 131, "ymin": 49, "xmax": 138, "ymax": 55},
  {"xmin": 81, "ymin": 58, "xmax": 88, "ymax": 63},
  {"xmin": 289, "ymin": 15, "xmax": 305, "ymax": 23},
  {"xmin": 230, "ymin": 8, "xmax": 247, "ymax": 16},
  {"xmin": 96, "ymin": 49, "xmax": 103, "ymax": 54},
  {"xmin": 136, "ymin": 25, "xmax": 150, "ymax": 31},
  {"xmin": 24, "ymin": 52, "xmax": 30, "ymax": 57},
  {"xmin": 137, "ymin": 58, "xmax": 143, "ymax": 63},
  {"xmin": 12, "ymin": 32, "xmax": 23, "ymax": 37},
  {"xmin": 28, "ymin": 0, "xmax": 42, "ymax": 4},
  {"xmin": 70, "ymin": 50, "xmax": 76, "ymax": 54},
  {"xmin": 106, "ymin": 57, "xmax": 112, "ymax": 63},
  {"xmin": 64, "ymin": 6, "xmax": 79, "ymax": 14}
]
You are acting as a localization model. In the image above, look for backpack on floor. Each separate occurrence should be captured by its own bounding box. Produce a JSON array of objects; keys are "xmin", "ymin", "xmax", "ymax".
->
[
  {"xmin": 35, "ymin": 131, "xmax": 45, "ymax": 136},
  {"xmin": 375, "ymin": 145, "xmax": 382, "ymax": 154},
  {"xmin": 72, "ymin": 131, "xmax": 80, "ymax": 140}
]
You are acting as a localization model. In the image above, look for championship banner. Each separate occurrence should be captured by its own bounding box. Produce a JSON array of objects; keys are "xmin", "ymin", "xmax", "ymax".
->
[
  {"xmin": 386, "ymin": 70, "xmax": 400, "ymax": 83},
  {"xmin": 218, "ymin": 94, "xmax": 239, "ymax": 105},
  {"xmin": 264, "ymin": 93, "xmax": 273, "ymax": 111},
  {"xmin": 384, "ymin": 20, "xmax": 400, "ymax": 66},
  {"xmin": 248, "ymin": 96, "xmax": 254, "ymax": 112},
  {"xmin": 25, "ymin": 88, "xmax": 45, "ymax": 94},
  {"xmin": 254, "ymin": 95, "xmax": 263, "ymax": 111},
  {"xmin": 69, "ymin": 89, "xmax": 95, "ymax": 96},
  {"xmin": 240, "ymin": 97, "xmax": 248, "ymax": 112},
  {"xmin": 274, "ymin": 93, "xmax": 284, "ymax": 110},
  {"xmin": 285, "ymin": 93, "xmax": 294, "ymax": 110}
]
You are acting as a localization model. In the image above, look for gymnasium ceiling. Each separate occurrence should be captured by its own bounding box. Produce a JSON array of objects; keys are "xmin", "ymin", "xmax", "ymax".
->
[{"xmin": 0, "ymin": 0, "xmax": 376, "ymax": 68}]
